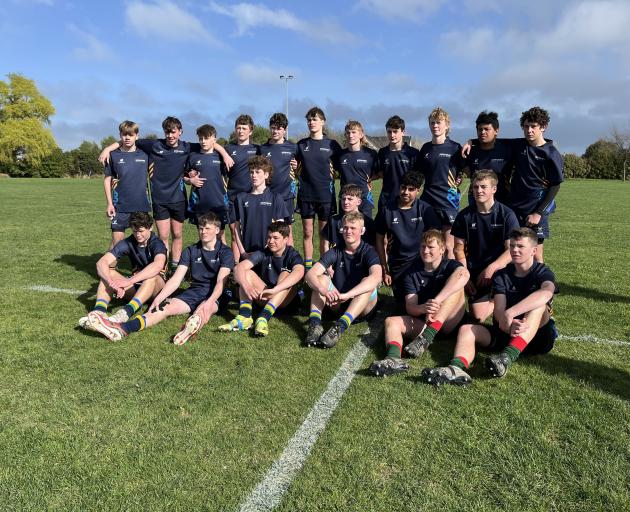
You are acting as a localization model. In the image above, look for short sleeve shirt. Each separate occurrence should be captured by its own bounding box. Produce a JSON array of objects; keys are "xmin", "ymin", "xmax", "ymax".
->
[
  {"xmin": 492, "ymin": 262, "xmax": 557, "ymax": 310},
  {"xmin": 224, "ymin": 143, "xmax": 261, "ymax": 199},
  {"xmin": 318, "ymin": 241, "xmax": 380, "ymax": 293},
  {"xmin": 187, "ymin": 151, "xmax": 228, "ymax": 214},
  {"xmin": 179, "ymin": 240, "xmax": 235, "ymax": 290},
  {"xmin": 234, "ymin": 188, "xmax": 290, "ymax": 253},
  {"xmin": 296, "ymin": 137, "xmax": 342, "ymax": 202},
  {"xmin": 321, "ymin": 212, "xmax": 376, "ymax": 248},
  {"xmin": 248, "ymin": 246, "xmax": 304, "ymax": 287},
  {"xmin": 260, "ymin": 141, "xmax": 298, "ymax": 200},
  {"xmin": 104, "ymin": 148, "xmax": 150, "ymax": 212},
  {"xmin": 402, "ymin": 259, "xmax": 463, "ymax": 304},
  {"xmin": 109, "ymin": 232, "xmax": 167, "ymax": 273},
  {"xmin": 419, "ymin": 138, "xmax": 465, "ymax": 211},
  {"xmin": 377, "ymin": 144, "xmax": 421, "ymax": 208}
]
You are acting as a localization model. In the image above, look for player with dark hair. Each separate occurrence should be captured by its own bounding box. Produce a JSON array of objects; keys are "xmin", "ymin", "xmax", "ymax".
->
[
  {"xmin": 219, "ymin": 221, "xmax": 304, "ymax": 336},
  {"xmin": 421, "ymin": 227, "xmax": 558, "ymax": 386},
  {"xmin": 304, "ymin": 212, "xmax": 382, "ymax": 349},
  {"xmin": 369, "ymin": 229, "xmax": 469, "ymax": 376},
  {"xmin": 452, "ymin": 170, "xmax": 519, "ymax": 322},
  {"xmin": 85, "ymin": 212, "xmax": 234, "ymax": 345},
  {"xmin": 295, "ymin": 106, "xmax": 342, "ymax": 270},
  {"xmin": 375, "ymin": 171, "xmax": 441, "ymax": 310},
  {"xmin": 321, "ymin": 184, "xmax": 375, "ymax": 251}
]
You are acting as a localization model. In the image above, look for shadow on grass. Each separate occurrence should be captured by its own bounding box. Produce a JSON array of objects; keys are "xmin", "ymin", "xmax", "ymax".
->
[
  {"xmin": 520, "ymin": 353, "xmax": 630, "ymax": 402},
  {"xmin": 558, "ymin": 282, "xmax": 630, "ymax": 304},
  {"xmin": 54, "ymin": 253, "xmax": 101, "ymax": 277}
]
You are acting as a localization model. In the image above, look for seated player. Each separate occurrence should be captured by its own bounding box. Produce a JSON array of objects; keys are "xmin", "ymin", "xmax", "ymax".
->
[
  {"xmin": 375, "ymin": 171, "xmax": 440, "ymax": 310},
  {"xmin": 185, "ymin": 123, "xmax": 229, "ymax": 243},
  {"xmin": 421, "ymin": 227, "xmax": 558, "ymax": 386},
  {"xmin": 85, "ymin": 212, "xmax": 234, "ymax": 345},
  {"xmin": 369, "ymin": 230, "xmax": 469, "ymax": 377},
  {"xmin": 304, "ymin": 212, "xmax": 382, "ymax": 349},
  {"xmin": 233, "ymin": 156, "xmax": 289, "ymax": 259},
  {"xmin": 321, "ymin": 184, "xmax": 375, "ymax": 252},
  {"xmin": 218, "ymin": 221, "xmax": 304, "ymax": 336},
  {"xmin": 79, "ymin": 212, "xmax": 166, "ymax": 328},
  {"xmin": 103, "ymin": 120, "xmax": 150, "ymax": 249},
  {"xmin": 452, "ymin": 170, "xmax": 519, "ymax": 322}
]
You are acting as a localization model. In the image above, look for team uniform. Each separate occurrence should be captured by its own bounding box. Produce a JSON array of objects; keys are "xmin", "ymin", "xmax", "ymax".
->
[
  {"xmin": 451, "ymin": 201, "xmax": 519, "ymax": 302},
  {"xmin": 377, "ymin": 144, "xmax": 421, "ymax": 210},
  {"xmin": 248, "ymin": 246, "xmax": 304, "ymax": 311},
  {"xmin": 104, "ymin": 148, "xmax": 150, "ymax": 231},
  {"xmin": 260, "ymin": 141, "xmax": 298, "ymax": 223},
  {"xmin": 337, "ymin": 147, "xmax": 379, "ymax": 217},
  {"xmin": 109, "ymin": 232, "xmax": 168, "ymax": 282},
  {"xmin": 234, "ymin": 188, "xmax": 290, "ymax": 254},
  {"xmin": 321, "ymin": 212, "xmax": 376, "ymax": 249},
  {"xmin": 375, "ymin": 198, "xmax": 441, "ymax": 302},
  {"xmin": 136, "ymin": 139, "xmax": 198, "ymax": 222},
  {"xmin": 508, "ymin": 140, "xmax": 564, "ymax": 240},
  {"xmin": 418, "ymin": 138, "xmax": 465, "ymax": 225},
  {"xmin": 464, "ymin": 141, "xmax": 514, "ymax": 204},
  {"xmin": 186, "ymin": 151, "xmax": 229, "ymax": 228},
  {"xmin": 403, "ymin": 258, "xmax": 464, "ymax": 309},
  {"xmin": 488, "ymin": 262, "xmax": 558, "ymax": 353},
  {"xmin": 175, "ymin": 240, "xmax": 235, "ymax": 310},
  {"xmin": 295, "ymin": 137, "xmax": 342, "ymax": 220},
  {"xmin": 224, "ymin": 143, "xmax": 260, "ymax": 221}
]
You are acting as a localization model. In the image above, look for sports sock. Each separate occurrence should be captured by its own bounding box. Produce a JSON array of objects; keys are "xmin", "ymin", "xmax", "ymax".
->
[
  {"xmin": 259, "ymin": 302, "xmax": 277, "ymax": 322},
  {"xmin": 504, "ymin": 336, "xmax": 527, "ymax": 364},
  {"xmin": 123, "ymin": 297, "xmax": 143, "ymax": 317},
  {"xmin": 450, "ymin": 355, "xmax": 470, "ymax": 369},
  {"xmin": 309, "ymin": 308, "xmax": 322, "ymax": 326},
  {"xmin": 94, "ymin": 299, "xmax": 109, "ymax": 313},
  {"xmin": 337, "ymin": 312, "xmax": 354, "ymax": 333},
  {"xmin": 238, "ymin": 300, "xmax": 253, "ymax": 319},
  {"xmin": 304, "ymin": 259, "xmax": 313, "ymax": 270},
  {"xmin": 121, "ymin": 315, "xmax": 146, "ymax": 333},
  {"xmin": 386, "ymin": 340, "xmax": 402, "ymax": 359},
  {"xmin": 422, "ymin": 320, "xmax": 443, "ymax": 344}
]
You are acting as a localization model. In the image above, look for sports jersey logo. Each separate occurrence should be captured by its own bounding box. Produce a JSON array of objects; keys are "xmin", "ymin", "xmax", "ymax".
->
[
  {"xmin": 135, "ymin": 159, "xmax": 146, "ymax": 163},
  {"xmin": 247, "ymin": 150, "xmax": 256, "ymax": 154},
  {"xmin": 260, "ymin": 202, "xmax": 272, "ymax": 206},
  {"xmin": 266, "ymin": 152, "xmax": 272, "ymax": 157},
  {"xmin": 174, "ymin": 150, "xmax": 185, "ymax": 153},
  {"xmin": 424, "ymin": 153, "xmax": 430, "ymax": 159},
  {"xmin": 471, "ymin": 222, "xmax": 477, "ymax": 229},
  {"xmin": 231, "ymin": 151, "xmax": 238, "ymax": 156},
  {"xmin": 268, "ymin": 263, "xmax": 272, "ymax": 269},
  {"xmin": 420, "ymin": 279, "xmax": 425, "ymax": 286},
  {"xmin": 196, "ymin": 257, "xmax": 202, "ymax": 262},
  {"xmin": 357, "ymin": 159, "xmax": 367, "ymax": 164},
  {"xmin": 342, "ymin": 159, "xmax": 348, "ymax": 164},
  {"xmin": 157, "ymin": 150, "xmax": 164, "ymax": 154},
  {"xmin": 473, "ymin": 158, "xmax": 479, "ymax": 165},
  {"xmin": 411, "ymin": 217, "xmax": 421, "ymax": 223},
  {"xmin": 320, "ymin": 147, "xmax": 330, "ymax": 152},
  {"xmin": 384, "ymin": 158, "xmax": 390, "ymax": 166},
  {"xmin": 491, "ymin": 159, "xmax": 504, "ymax": 163},
  {"xmin": 210, "ymin": 259, "xmax": 217, "ymax": 263},
  {"xmin": 244, "ymin": 201, "xmax": 249, "ymax": 207},
  {"xmin": 281, "ymin": 151, "xmax": 292, "ymax": 156},
  {"xmin": 118, "ymin": 158, "xmax": 125, "ymax": 163},
  {"xmin": 304, "ymin": 145, "xmax": 310, "ymax": 152},
  {"xmin": 212, "ymin": 160, "xmax": 220, "ymax": 164},
  {"xmin": 401, "ymin": 159, "xmax": 409, "ymax": 164},
  {"xmin": 392, "ymin": 217, "xmax": 399, "ymax": 224},
  {"xmin": 196, "ymin": 160, "xmax": 202, "ymax": 166},
  {"xmin": 439, "ymin": 153, "xmax": 451, "ymax": 158},
  {"xmin": 491, "ymin": 223, "xmax": 503, "ymax": 227},
  {"xmin": 340, "ymin": 261, "xmax": 345, "ymax": 268}
]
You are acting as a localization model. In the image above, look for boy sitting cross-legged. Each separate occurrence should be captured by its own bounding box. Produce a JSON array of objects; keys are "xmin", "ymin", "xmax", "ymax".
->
[
  {"xmin": 86, "ymin": 212, "xmax": 234, "ymax": 345},
  {"xmin": 219, "ymin": 221, "xmax": 305, "ymax": 336}
]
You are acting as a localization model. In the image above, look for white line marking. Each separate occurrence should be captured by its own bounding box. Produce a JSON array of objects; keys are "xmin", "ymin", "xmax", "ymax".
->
[
  {"xmin": 27, "ymin": 285, "xmax": 89, "ymax": 295},
  {"xmin": 239, "ymin": 319, "xmax": 382, "ymax": 512},
  {"xmin": 558, "ymin": 334, "xmax": 630, "ymax": 347}
]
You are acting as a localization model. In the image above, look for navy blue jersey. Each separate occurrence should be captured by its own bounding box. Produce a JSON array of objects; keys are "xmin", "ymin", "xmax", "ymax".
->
[
  {"xmin": 136, "ymin": 139, "xmax": 198, "ymax": 204},
  {"xmin": 338, "ymin": 147, "xmax": 378, "ymax": 211},
  {"xmin": 419, "ymin": 138, "xmax": 464, "ymax": 211},
  {"xmin": 260, "ymin": 141, "xmax": 298, "ymax": 200},
  {"xmin": 403, "ymin": 258, "xmax": 464, "ymax": 304},
  {"xmin": 374, "ymin": 198, "xmax": 441, "ymax": 275},
  {"xmin": 464, "ymin": 141, "xmax": 514, "ymax": 204},
  {"xmin": 224, "ymin": 143, "xmax": 260, "ymax": 200},
  {"xmin": 105, "ymin": 149, "xmax": 151, "ymax": 213},
  {"xmin": 451, "ymin": 201, "xmax": 519, "ymax": 274},
  {"xmin": 508, "ymin": 140, "xmax": 564, "ymax": 215},
  {"xmin": 492, "ymin": 262, "xmax": 557, "ymax": 310},
  {"xmin": 377, "ymin": 144, "xmax": 421, "ymax": 208},
  {"xmin": 180, "ymin": 240, "xmax": 234, "ymax": 291},
  {"xmin": 248, "ymin": 246, "xmax": 304, "ymax": 287},
  {"xmin": 187, "ymin": 151, "xmax": 228, "ymax": 214},
  {"xmin": 321, "ymin": 212, "xmax": 376, "ymax": 248},
  {"xmin": 318, "ymin": 240, "xmax": 380, "ymax": 294},
  {"xmin": 109, "ymin": 232, "xmax": 167, "ymax": 274},
  {"xmin": 234, "ymin": 188, "xmax": 290, "ymax": 253},
  {"xmin": 296, "ymin": 137, "xmax": 342, "ymax": 202}
]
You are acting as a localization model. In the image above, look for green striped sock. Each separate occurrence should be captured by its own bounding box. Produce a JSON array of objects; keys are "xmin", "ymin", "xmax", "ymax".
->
[{"xmin": 94, "ymin": 299, "xmax": 109, "ymax": 313}]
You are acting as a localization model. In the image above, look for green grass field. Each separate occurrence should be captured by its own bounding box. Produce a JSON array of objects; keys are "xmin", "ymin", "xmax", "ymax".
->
[{"xmin": 0, "ymin": 178, "xmax": 628, "ymax": 511}]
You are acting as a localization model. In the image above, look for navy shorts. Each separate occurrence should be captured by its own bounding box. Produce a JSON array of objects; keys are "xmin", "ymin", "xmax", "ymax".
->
[
  {"xmin": 434, "ymin": 208, "xmax": 458, "ymax": 226},
  {"xmin": 173, "ymin": 286, "xmax": 213, "ymax": 311},
  {"xmin": 467, "ymin": 269, "xmax": 492, "ymax": 304},
  {"xmin": 111, "ymin": 211, "xmax": 133, "ymax": 232},
  {"xmin": 515, "ymin": 212, "xmax": 550, "ymax": 241},
  {"xmin": 283, "ymin": 197, "xmax": 296, "ymax": 224},
  {"xmin": 189, "ymin": 208, "xmax": 229, "ymax": 230},
  {"xmin": 296, "ymin": 197, "xmax": 335, "ymax": 221},
  {"xmin": 487, "ymin": 319, "xmax": 557, "ymax": 355},
  {"xmin": 153, "ymin": 201, "xmax": 187, "ymax": 222}
]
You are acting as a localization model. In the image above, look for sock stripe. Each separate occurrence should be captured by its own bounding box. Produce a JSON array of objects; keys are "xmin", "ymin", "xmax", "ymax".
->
[
  {"xmin": 509, "ymin": 336, "xmax": 527, "ymax": 352},
  {"xmin": 309, "ymin": 309, "xmax": 322, "ymax": 318},
  {"xmin": 340, "ymin": 312, "xmax": 354, "ymax": 328},
  {"xmin": 387, "ymin": 340, "xmax": 403, "ymax": 349},
  {"xmin": 239, "ymin": 301, "xmax": 253, "ymax": 309},
  {"xmin": 264, "ymin": 302, "xmax": 277, "ymax": 313}
]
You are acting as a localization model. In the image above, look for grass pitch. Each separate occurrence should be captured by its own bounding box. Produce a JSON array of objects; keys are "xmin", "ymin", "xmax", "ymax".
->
[{"xmin": 0, "ymin": 178, "xmax": 628, "ymax": 511}]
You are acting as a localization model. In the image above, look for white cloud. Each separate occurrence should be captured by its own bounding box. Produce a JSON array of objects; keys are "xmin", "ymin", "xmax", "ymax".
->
[
  {"xmin": 441, "ymin": 28, "xmax": 495, "ymax": 61},
  {"xmin": 68, "ymin": 24, "xmax": 113, "ymax": 61},
  {"xmin": 126, "ymin": 0, "xmax": 221, "ymax": 46},
  {"xmin": 355, "ymin": 0, "xmax": 445, "ymax": 21},
  {"xmin": 236, "ymin": 64, "xmax": 284, "ymax": 84}
]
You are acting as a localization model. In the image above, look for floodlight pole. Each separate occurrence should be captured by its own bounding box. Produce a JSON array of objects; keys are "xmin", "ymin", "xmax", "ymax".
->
[{"xmin": 280, "ymin": 75, "xmax": 294, "ymax": 139}]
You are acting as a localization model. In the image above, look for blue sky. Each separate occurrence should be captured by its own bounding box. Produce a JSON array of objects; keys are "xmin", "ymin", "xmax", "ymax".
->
[{"xmin": 2, "ymin": 0, "xmax": 629, "ymax": 154}]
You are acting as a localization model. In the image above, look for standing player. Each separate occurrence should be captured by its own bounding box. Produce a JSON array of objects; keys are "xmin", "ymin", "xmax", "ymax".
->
[
  {"xmin": 337, "ymin": 120, "xmax": 378, "ymax": 218},
  {"xmin": 85, "ymin": 212, "xmax": 234, "ymax": 345},
  {"xmin": 219, "ymin": 221, "xmax": 304, "ymax": 336},
  {"xmin": 369, "ymin": 230, "xmax": 469, "ymax": 376},
  {"xmin": 232, "ymin": 156, "xmax": 289, "ymax": 259},
  {"xmin": 79, "ymin": 212, "xmax": 166, "ymax": 328},
  {"xmin": 452, "ymin": 170, "xmax": 519, "ymax": 322},
  {"xmin": 260, "ymin": 113, "xmax": 298, "ymax": 244},
  {"xmin": 102, "ymin": 121, "xmax": 150, "ymax": 249},
  {"xmin": 295, "ymin": 107, "xmax": 342, "ymax": 269},
  {"xmin": 186, "ymin": 124, "xmax": 229, "ymax": 243},
  {"xmin": 418, "ymin": 107, "xmax": 465, "ymax": 259},
  {"xmin": 375, "ymin": 172, "xmax": 441, "ymax": 310},
  {"xmin": 421, "ymin": 227, "xmax": 558, "ymax": 386},
  {"xmin": 376, "ymin": 115, "xmax": 421, "ymax": 211},
  {"xmin": 304, "ymin": 212, "xmax": 382, "ymax": 348},
  {"xmin": 99, "ymin": 116, "xmax": 233, "ymax": 270}
]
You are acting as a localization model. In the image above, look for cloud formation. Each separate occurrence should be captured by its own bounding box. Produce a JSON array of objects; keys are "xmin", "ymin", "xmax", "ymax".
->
[
  {"xmin": 355, "ymin": 0, "xmax": 445, "ymax": 21},
  {"xmin": 68, "ymin": 24, "xmax": 113, "ymax": 61}
]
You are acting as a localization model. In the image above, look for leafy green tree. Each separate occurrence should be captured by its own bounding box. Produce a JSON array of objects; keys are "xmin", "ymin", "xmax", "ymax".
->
[
  {"xmin": 69, "ymin": 141, "xmax": 102, "ymax": 177},
  {"xmin": 563, "ymin": 153, "xmax": 589, "ymax": 179},
  {"xmin": 0, "ymin": 73, "xmax": 58, "ymax": 167},
  {"xmin": 583, "ymin": 140, "xmax": 624, "ymax": 179},
  {"xmin": 100, "ymin": 135, "xmax": 117, "ymax": 150}
]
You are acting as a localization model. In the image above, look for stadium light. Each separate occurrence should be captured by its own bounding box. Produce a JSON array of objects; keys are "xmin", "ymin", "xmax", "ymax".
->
[{"xmin": 280, "ymin": 75, "xmax": 294, "ymax": 138}]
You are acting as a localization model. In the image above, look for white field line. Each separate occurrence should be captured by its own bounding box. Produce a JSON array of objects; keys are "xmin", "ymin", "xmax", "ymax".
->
[
  {"xmin": 557, "ymin": 334, "xmax": 630, "ymax": 347},
  {"xmin": 239, "ymin": 319, "xmax": 382, "ymax": 512},
  {"xmin": 27, "ymin": 285, "xmax": 91, "ymax": 296}
]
